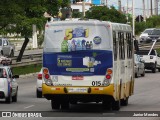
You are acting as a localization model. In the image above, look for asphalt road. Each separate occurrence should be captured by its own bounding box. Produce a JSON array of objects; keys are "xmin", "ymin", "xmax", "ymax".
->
[{"xmin": 0, "ymin": 70, "xmax": 160, "ymax": 120}]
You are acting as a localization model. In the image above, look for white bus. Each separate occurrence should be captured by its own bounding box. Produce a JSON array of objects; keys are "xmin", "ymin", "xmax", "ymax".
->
[{"xmin": 42, "ymin": 19, "xmax": 134, "ymax": 110}]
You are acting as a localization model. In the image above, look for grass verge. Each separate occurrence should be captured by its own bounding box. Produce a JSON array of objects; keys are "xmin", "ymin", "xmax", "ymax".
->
[
  {"xmin": 12, "ymin": 64, "xmax": 42, "ymax": 75},
  {"xmin": 156, "ymin": 48, "xmax": 160, "ymax": 55}
]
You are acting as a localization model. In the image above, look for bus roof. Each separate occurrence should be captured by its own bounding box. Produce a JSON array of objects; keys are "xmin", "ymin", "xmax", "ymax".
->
[
  {"xmin": 46, "ymin": 19, "xmax": 132, "ymax": 32},
  {"xmin": 111, "ymin": 23, "xmax": 132, "ymax": 32}
]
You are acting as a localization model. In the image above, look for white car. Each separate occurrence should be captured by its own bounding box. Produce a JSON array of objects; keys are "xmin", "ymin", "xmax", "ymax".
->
[
  {"xmin": 36, "ymin": 69, "xmax": 42, "ymax": 98},
  {"xmin": 139, "ymin": 28, "xmax": 155, "ymax": 43},
  {"xmin": 0, "ymin": 65, "xmax": 19, "ymax": 103},
  {"xmin": 134, "ymin": 54, "xmax": 145, "ymax": 78}
]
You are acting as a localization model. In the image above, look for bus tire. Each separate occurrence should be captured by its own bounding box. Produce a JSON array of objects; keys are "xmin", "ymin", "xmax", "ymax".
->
[
  {"xmin": 5, "ymin": 94, "xmax": 12, "ymax": 104},
  {"xmin": 102, "ymin": 98, "xmax": 112, "ymax": 110},
  {"xmin": 10, "ymin": 50, "xmax": 14, "ymax": 57},
  {"xmin": 135, "ymin": 73, "xmax": 138, "ymax": 78},
  {"xmin": 120, "ymin": 97, "xmax": 128, "ymax": 106},
  {"xmin": 112, "ymin": 100, "xmax": 120, "ymax": 111},
  {"xmin": 152, "ymin": 64, "xmax": 156, "ymax": 73},
  {"xmin": 70, "ymin": 100, "xmax": 77, "ymax": 105},
  {"xmin": 51, "ymin": 99, "xmax": 60, "ymax": 110},
  {"xmin": 61, "ymin": 101, "xmax": 69, "ymax": 110},
  {"xmin": 141, "ymin": 70, "xmax": 145, "ymax": 77}
]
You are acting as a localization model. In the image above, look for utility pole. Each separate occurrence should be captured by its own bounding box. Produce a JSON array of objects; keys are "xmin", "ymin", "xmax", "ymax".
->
[
  {"xmin": 132, "ymin": 0, "xmax": 135, "ymax": 36},
  {"xmin": 142, "ymin": 0, "xmax": 146, "ymax": 21},
  {"xmin": 147, "ymin": 0, "xmax": 149, "ymax": 17},
  {"xmin": 151, "ymin": 0, "xmax": 153, "ymax": 16},
  {"xmin": 68, "ymin": 2, "xmax": 72, "ymax": 18},
  {"xmin": 118, "ymin": 0, "xmax": 121, "ymax": 12},
  {"xmin": 154, "ymin": 0, "xmax": 158, "ymax": 15},
  {"xmin": 82, "ymin": 0, "xmax": 85, "ymax": 17},
  {"xmin": 127, "ymin": 0, "xmax": 128, "ymax": 14},
  {"xmin": 126, "ymin": 0, "xmax": 129, "ymax": 23},
  {"xmin": 106, "ymin": 0, "xmax": 107, "ymax": 7}
]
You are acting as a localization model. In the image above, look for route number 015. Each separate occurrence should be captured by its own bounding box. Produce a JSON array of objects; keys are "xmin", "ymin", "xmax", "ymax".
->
[{"xmin": 92, "ymin": 81, "xmax": 101, "ymax": 86}]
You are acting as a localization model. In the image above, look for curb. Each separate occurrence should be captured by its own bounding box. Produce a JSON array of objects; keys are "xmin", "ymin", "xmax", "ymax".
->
[{"xmin": 19, "ymin": 72, "xmax": 38, "ymax": 78}]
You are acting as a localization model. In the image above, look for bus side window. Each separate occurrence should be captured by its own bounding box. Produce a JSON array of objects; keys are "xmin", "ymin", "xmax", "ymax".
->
[
  {"xmin": 121, "ymin": 32, "xmax": 125, "ymax": 60},
  {"xmin": 119, "ymin": 32, "xmax": 125, "ymax": 60},
  {"xmin": 118, "ymin": 32, "xmax": 122, "ymax": 60},
  {"xmin": 126, "ymin": 33, "xmax": 129, "ymax": 58},
  {"xmin": 113, "ymin": 31, "xmax": 117, "ymax": 60},
  {"xmin": 129, "ymin": 33, "xmax": 133, "ymax": 58},
  {"xmin": 126, "ymin": 33, "xmax": 132, "ymax": 58}
]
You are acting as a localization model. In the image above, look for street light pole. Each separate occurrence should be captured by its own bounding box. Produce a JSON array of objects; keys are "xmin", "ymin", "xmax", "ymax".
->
[
  {"xmin": 151, "ymin": 0, "xmax": 153, "ymax": 16},
  {"xmin": 132, "ymin": 0, "xmax": 135, "ymax": 36},
  {"xmin": 118, "ymin": 0, "xmax": 121, "ymax": 12},
  {"xmin": 82, "ymin": 0, "xmax": 85, "ymax": 17},
  {"xmin": 142, "ymin": 0, "xmax": 146, "ymax": 21},
  {"xmin": 127, "ymin": 0, "xmax": 128, "ymax": 14},
  {"xmin": 106, "ymin": 0, "xmax": 107, "ymax": 7}
]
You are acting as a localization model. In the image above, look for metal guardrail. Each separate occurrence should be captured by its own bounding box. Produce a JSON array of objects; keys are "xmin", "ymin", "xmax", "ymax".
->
[
  {"xmin": 139, "ymin": 42, "xmax": 160, "ymax": 49},
  {"xmin": 11, "ymin": 53, "xmax": 42, "ymax": 67},
  {"xmin": 9, "ymin": 41, "xmax": 160, "ymax": 68}
]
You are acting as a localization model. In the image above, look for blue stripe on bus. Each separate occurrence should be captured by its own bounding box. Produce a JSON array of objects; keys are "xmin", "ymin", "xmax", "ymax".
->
[{"xmin": 43, "ymin": 50, "xmax": 112, "ymax": 75}]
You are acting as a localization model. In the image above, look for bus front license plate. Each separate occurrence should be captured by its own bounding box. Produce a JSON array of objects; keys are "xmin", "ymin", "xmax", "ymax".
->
[{"xmin": 68, "ymin": 88, "xmax": 88, "ymax": 93}]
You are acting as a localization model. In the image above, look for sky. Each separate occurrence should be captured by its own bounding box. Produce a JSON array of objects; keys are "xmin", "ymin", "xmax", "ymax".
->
[{"xmin": 107, "ymin": 0, "xmax": 159, "ymax": 16}]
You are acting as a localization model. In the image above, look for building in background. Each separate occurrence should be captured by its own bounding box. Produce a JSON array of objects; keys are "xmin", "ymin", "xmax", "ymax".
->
[{"xmin": 70, "ymin": 0, "xmax": 104, "ymax": 13}]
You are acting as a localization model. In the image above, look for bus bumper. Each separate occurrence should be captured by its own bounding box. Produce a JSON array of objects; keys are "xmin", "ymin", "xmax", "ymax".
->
[{"xmin": 42, "ymin": 83, "xmax": 114, "ymax": 97}]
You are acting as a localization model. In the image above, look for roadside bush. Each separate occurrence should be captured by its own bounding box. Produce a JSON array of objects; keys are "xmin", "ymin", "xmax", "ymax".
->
[
  {"xmin": 37, "ymin": 34, "xmax": 44, "ymax": 48},
  {"xmin": 72, "ymin": 11, "xmax": 82, "ymax": 18},
  {"xmin": 135, "ymin": 22, "xmax": 147, "ymax": 35},
  {"xmin": 135, "ymin": 15, "xmax": 160, "ymax": 35}
]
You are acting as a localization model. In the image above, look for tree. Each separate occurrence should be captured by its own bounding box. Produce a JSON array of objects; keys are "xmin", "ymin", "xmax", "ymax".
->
[
  {"xmin": 85, "ymin": 6, "xmax": 127, "ymax": 23},
  {"xmin": 0, "ymin": 0, "xmax": 70, "ymax": 37},
  {"xmin": 134, "ymin": 15, "xmax": 160, "ymax": 35}
]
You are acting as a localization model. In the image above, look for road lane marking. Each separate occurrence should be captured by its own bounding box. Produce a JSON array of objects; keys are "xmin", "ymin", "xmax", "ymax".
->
[{"xmin": 24, "ymin": 105, "xmax": 35, "ymax": 109}]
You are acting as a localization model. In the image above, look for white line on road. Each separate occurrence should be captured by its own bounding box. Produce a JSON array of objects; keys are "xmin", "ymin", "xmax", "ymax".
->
[{"xmin": 24, "ymin": 105, "xmax": 35, "ymax": 109}]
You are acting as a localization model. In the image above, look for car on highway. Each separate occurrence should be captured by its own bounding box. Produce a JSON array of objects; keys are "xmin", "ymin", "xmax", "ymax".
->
[
  {"xmin": 145, "ymin": 29, "xmax": 160, "ymax": 43},
  {"xmin": 36, "ymin": 68, "xmax": 42, "ymax": 98},
  {"xmin": 139, "ymin": 28, "xmax": 155, "ymax": 43},
  {"xmin": 134, "ymin": 54, "xmax": 145, "ymax": 78},
  {"xmin": 0, "ymin": 65, "xmax": 19, "ymax": 103},
  {"xmin": 136, "ymin": 49, "xmax": 160, "ymax": 73},
  {"xmin": 0, "ymin": 37, "xmax": 15, "ymax": 57}
]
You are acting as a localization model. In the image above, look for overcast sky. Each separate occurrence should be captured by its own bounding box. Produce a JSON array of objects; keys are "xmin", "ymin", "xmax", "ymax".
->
[{"xmin": 108, "ymin": 0, "xmax": 159, "ymax": 16}]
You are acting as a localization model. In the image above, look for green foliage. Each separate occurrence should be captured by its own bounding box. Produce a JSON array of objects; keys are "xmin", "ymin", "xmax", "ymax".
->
[
  {"xmin": 135, "ymin": 22, "xmax": 147, "ymax": 35},
  {"xmin": 85, "ymin": 6, "xmax": 127, "ymax": 23},
  {"xmin": 135, "ymin": 15, "xmax": 160, "ymax": 35},
  {"xmin": 12, "ymin": 64, "xmax": 42, "ymax": 75},
  {"xmin": 72, "ymin": 11, "xmax": 82, "ymax": 18},
  {"xmin": 37, "ymin": 34, "xmax": 44, "ymax": 48},
  {"xmin": 146, "ymin": 15, "xmax": 160, "ymax": 27},
  {"xmin": 0, "ymin": 0, "xmax": 70, "ymax": 37},
  {"xmin": 156, "ymin": 48, "xmax": 160, "ymax": 55}
]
